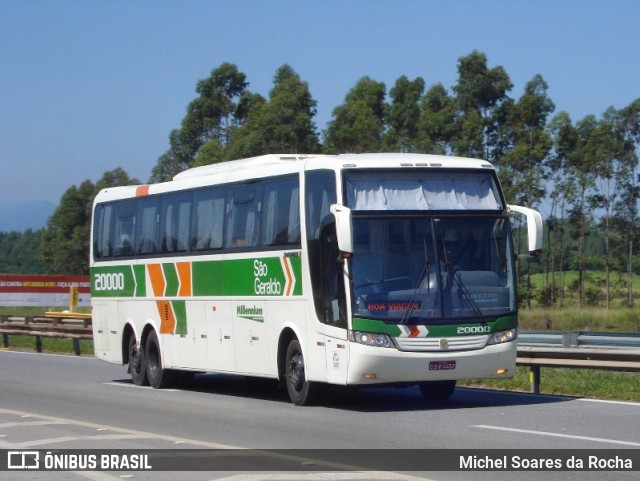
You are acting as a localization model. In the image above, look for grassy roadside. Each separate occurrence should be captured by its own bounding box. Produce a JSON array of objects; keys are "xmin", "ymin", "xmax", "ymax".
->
[
  {"xmin": 1, "ymin": 335, "xmax": 94, "ymax": 356},
  {"xmin": 458, "ymin": 368, "xmax": 640, "ymax": 402}
]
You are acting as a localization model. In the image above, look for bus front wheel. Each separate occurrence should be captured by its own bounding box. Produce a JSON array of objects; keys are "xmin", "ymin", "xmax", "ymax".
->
[
  {"xmin": 145, "ymin": 330, "xmax": 177, "ymax": 389},
  {"xmin": 285, "ymin": 339, "xmax": 316, "ymax": 406},
  {"xmin": 419, "ymin": 380, "xmax": 456, "ymax": 401},
  {"xmin": 128, "ymin": 333, "xmax": 148, "ymax": 386}
]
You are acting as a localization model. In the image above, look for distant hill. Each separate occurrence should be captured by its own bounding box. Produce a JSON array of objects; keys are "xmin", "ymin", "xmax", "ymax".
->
[{"xmin": 0, "ymin": 200, "xmax": 56, "ymax": 232}]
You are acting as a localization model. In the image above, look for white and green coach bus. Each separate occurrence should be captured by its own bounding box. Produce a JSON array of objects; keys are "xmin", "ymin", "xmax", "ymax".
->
[{"xmin": 90, "ymin": 153, "xmax": 542, "ymax": 405}]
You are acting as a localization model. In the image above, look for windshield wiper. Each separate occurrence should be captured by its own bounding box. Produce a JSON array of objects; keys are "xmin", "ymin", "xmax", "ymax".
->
[
  {"xmin": 401, "ymin": 236, "xmax": 430, "ymax": 324},
  {"xmin": 440, "ymin": 236, "xmax": 483, "ymax": 321}
]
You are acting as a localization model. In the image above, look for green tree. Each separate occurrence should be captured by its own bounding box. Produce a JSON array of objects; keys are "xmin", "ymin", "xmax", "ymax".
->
[
  {"xmin": 567, "ymin": 115, "xmax": 599, "ymax": 308},
  {"xmin": 41, "ymin": 169, "xmax": 139, "ymax": 275},
  {"xmin": 416, "ymin": 83, "xmax": 456, "ymax": 154},
  {"xmin": 499, "ymin": 74, "xmax": 555, "ymax": 205},
  {"xmin": 0, "ymin": 230, "xmax": 47, "ymax": 274},
  {"xmin": 324, "ymin": 76, "xmax": 386, "ymax": 153},
  {"xmin": 229, "ymin": 64, "xmax": 320, "ymax": 158},
  {"xmin": 150, "ymin": 63, "xmax": 251, "ymax": 181},
  {"xmin": 545, "ymin": 111, "xmax": 578, "ymax": 305},
  {"xmin": 383, "ymin": 76, "xmax": 425, "ymax": 152},
  {"xmin": 452, "ymin": 51, "xmax": 513, "ymax": 162},
  {"xmin": 616, "ymin": 98, "xmax": 640, "ymax": 307}
]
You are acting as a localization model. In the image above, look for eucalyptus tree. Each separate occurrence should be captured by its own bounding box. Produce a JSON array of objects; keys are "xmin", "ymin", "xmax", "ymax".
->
[
  {"xmin": 324, "ymin": 76, "xmax": 386, "ymax": 153},
  {"xmin": 499, "ymin": 74, "xmax": 554, "ymax": 206},
  {"xmin": 585, "ymin": 107, "xmax": 635, "ymax": 308},
  {"xmin": 569, "ymin": 115, "xmax": 599, "ymax": 308},
  {"xmin": 41, "ymin": 168, "xmax": 139, "ymax": 275},
  {"xmin": 614, "ymin": 99, "xmax": 640, "ymax": 308},
  {"xmin": 382, "ymin": 75, "xmax": 425, "ymax": 152},
  {"xmin": 416, "ymin": 83, "xmax": 456, "ymax": 154},
  {"xmin": 150, "ymin": 63, "xmax": 251, "ymax": 182},
  {"xmin": 451, "ymin": 51, "xmax": 513, "ymax": 163},
  {"xmin": 229, "ymin": 64, "xmax": 320, "ymax": 158},
  {"xmin": 545, "ymin": 111, "xmax": 578, "ymax": 304}
]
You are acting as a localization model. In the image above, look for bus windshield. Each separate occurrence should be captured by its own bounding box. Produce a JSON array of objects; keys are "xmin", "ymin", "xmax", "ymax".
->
[{"xmin": 350, "ymin": 215, "xmax": 515, "ymax": 323}]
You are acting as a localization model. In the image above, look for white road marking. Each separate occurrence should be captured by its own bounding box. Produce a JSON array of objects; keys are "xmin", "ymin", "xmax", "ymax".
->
[
  {"xmin": 0, "ymin": 406, "xmax": 236, "ymax": 449},
  {"xmin": 474, "ymin": 424, "xmax": 640, "ymax": 447},
  {"xmin": 577, "ymin": 397, "xmax": 640, "ymax": 407},
  {"xmin": 103, "ymin": 382, "xmax": 181, "ymax": 392}
]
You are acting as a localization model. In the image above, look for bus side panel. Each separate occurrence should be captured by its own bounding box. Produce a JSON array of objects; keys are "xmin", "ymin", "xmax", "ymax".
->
[
  {"xmin": 324, "ymin": 324, "xmax": 350, "ymax": 386},
  {"xmin": 234, "ymin": 300, "xmax": 270, "ymax": 376},
  {"xmin": 92, "ymin": 301, "xmax": 121, "ymax": 363},
  {"xmin": 206, "ymin": 300, "xmax": 236, "ymax": 372},
  {"xmin": 165, "ymin": 300, "xmax": 209, "ymax": 370}
]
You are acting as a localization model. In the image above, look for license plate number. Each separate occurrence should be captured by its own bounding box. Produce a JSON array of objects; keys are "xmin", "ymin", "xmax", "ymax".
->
[{"xmin": 429, "ymin": 360, "xmax": 456, "ymax": 371}]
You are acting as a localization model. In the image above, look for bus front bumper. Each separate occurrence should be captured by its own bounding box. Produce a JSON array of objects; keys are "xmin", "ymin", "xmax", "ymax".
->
[{"xmin": 346, "ymin": 340, "xmax": 517, "ymax": 385}]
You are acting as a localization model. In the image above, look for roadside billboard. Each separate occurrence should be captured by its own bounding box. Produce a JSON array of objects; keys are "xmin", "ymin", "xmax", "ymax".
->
[{"xmin": 0, "ymin": 275, "xmax": 90, "ymax": 307}]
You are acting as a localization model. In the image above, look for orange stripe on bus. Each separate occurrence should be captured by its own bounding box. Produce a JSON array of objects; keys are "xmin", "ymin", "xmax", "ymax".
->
[
  {"xmin": 283, "ymin": 258, "xmax": 294, "ymax": 296},
  {"xmin": 135, "ymin": 185, "xmax": 150, "ymax": 197},
  {"xmin": 176, "ymin": 262, "xmax": 192, "ymax": 297},
  {"xmin": 147, "ymin": 264, "xmax": 166, "ymax": 297},
  {"xmin": 156, "ymin": 300, "xmax": 176, "ymax": 334}
]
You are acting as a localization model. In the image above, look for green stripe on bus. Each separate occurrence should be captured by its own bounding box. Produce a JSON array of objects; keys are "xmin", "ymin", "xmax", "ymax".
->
[
  {"xmin": 93, "ymin": 255, "xmax": 303, "ymax": 298},
  {"xmin": 163, "ymin": 263, "xmax": 179, "ymax": 297},
  {"xmin": 133, "ymin": 265, "xmax": 146, "ymax": 297},
  {"xmin": 191, "ymin": 261, "xmax": 225, "ymax": 296},
  {"xmin": 352, "ymin": 315, "xmax": 517, "ymax": 337},
  {"xmin": 173, "ymin": 300, "xmax": 187, "ymax": 335}
]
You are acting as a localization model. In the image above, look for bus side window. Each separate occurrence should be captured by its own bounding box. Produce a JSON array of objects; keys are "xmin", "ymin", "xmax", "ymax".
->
[
  {"xmin": 113, "ymin": 201, "xmax": 135, "ymax": 257},
  {"xmin": 226, "ymin": 183, "xmax": 262, "ymax": 249},
  {"xmin": 305, "ymin": 170, "xmax": 341, "ymax": 326},
  {"xmin": 93, "ymin": 204, "xmax": 113, "ymax": 259},
  {"xmin": 135, "ymin": 197, "xmax": 160, "ymax": 255},
  {"xmin": 193, "ymin": 188, "xmax": 225, "ymax": 251},
  {"xmin": 262, "ymin": 176, "xmax": 300, "ymax": 247},
  {"xmin": 320, "ymin": 223, "xmax": 347, "ymax": 327},
  {"xmin": 160, "ymin": 192, "xmax": 191, "ymax": 254}
]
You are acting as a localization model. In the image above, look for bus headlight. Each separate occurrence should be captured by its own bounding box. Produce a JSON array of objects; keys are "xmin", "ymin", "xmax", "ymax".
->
[
  {"xmin": 350, "ymin": 331, "xmax": 394, "ymax": 348},
  {"xmin": 487, "ymin": 328, "xmax": 518, "ymax": 345}
]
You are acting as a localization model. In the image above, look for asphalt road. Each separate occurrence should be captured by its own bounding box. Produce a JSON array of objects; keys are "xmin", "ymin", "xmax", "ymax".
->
[{"xmin": 1, "ymin": 349, "xmax": 639, "ymax": 480}]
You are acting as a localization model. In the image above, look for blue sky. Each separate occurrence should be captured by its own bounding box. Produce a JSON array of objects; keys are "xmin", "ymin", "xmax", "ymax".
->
[{"xmin": 1, "ymin": 0, "xmax": 639, "ymax": 207}]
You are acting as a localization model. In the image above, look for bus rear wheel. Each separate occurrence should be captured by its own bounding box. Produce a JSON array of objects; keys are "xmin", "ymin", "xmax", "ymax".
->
[
  {"xmin": 128, "ymin": 332, "xmax": 148, "ymax": 386},
  {"xmin": 145, "ymin": 330, "xmax": 177, "ymax": 389},
  {"xmin": 285, "ymin": 339, "xmax": 317, "ymax": 406},
  {"xmin": 419, "ymin": 380, "xmax": 456, "ymax": 401}
]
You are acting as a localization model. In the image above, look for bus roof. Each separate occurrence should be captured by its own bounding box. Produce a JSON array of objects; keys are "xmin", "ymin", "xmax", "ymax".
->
[
  {"xmin": 94, "ymin": 153, "xmax": 495, "ymax": 203},
  {"xmin": 173, "ymin": 153, "xmax": 494, "ymax": 180}
]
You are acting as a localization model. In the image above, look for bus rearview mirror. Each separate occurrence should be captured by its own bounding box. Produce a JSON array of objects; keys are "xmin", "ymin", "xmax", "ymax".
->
[
  {"xmin": 508, "ymin": 205, "xmax": 543, "ymax": 259},
  {"xmin": 330, "ymin": 204, "xmax": 353, "ymax": 254}
]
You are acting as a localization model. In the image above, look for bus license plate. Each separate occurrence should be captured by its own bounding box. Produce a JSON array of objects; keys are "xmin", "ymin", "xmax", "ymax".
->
[{"xmin": 429, "ymin": 360, "xmax": 456, "ymax": 371}]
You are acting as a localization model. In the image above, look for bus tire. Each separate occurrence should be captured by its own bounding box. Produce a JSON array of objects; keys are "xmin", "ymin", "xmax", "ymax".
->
[
  {"xmin": 419, "ymin": 380, "xmax": 456, "ymax": 401},
  {"xmin": 128, "ymin": 332, "xmax": 148, "ymax": 386},
  {"xmin": 285, "ymin": 339, "xmax": 316, "ymax": 406},
  {"xmin": 145, "ymin": 330, "xmax": 177, "ymax": 389}
]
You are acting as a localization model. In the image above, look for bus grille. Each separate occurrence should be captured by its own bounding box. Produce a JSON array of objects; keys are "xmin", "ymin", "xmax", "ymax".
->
[{"xmin": 394, "ymin": 334, "xmax": 488, "ymax": 352}]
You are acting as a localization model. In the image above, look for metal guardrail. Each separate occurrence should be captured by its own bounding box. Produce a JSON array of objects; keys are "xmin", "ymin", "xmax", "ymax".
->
[
  {"xmin": 0, "ymin": 314, "xmax": 93, "ymax": 356},
  {"xmin": 517, "ymin": 330, "xmax": 640, "ymax": 393},
  {"xmin": 518, "ymin": 330, "xmax": 640, "ymax": 349}
]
